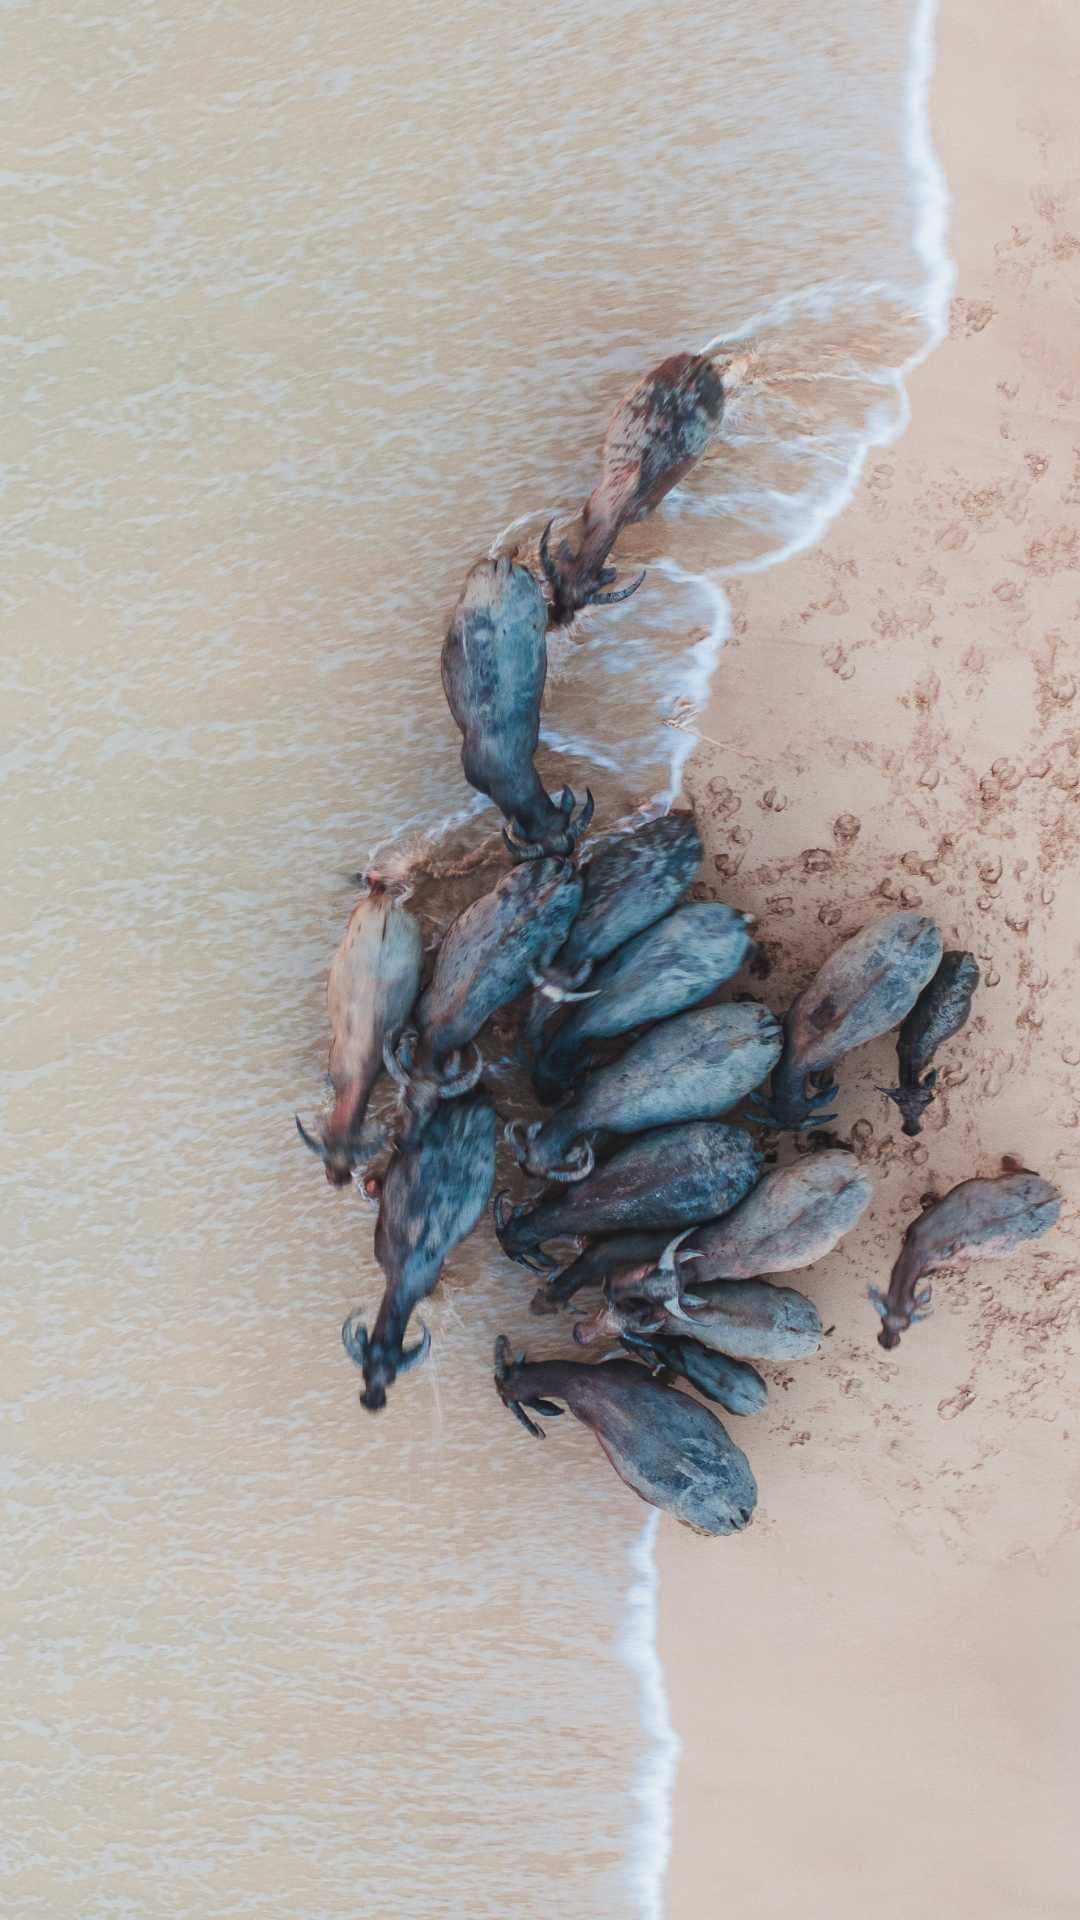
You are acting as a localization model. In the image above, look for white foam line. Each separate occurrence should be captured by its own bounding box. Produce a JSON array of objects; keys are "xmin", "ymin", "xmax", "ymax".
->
[
  {"xmin": 706, "ymin": 0, "xmax": 952, "ymax": 569},
  {"xmin": 617, "ymin": 1514, "xmax": 680, "ymax": 1920},
  {"xmin": 648, "ymin": 561, "xmax": 731, "ymax": 808},
  {"xmin": 359, "ymin": 23, "xmax": 954, "ymax": 1918},
  {"xmin": 642, "ymin": 0, "xmax": 955, "ymax": 809},
  {"xmin": 904, "ymin": 0, "xmax": 955, "ymax": 346},
  {"xmin": 477, "ymin": 0, "xmax": 954, "ymax": 850},
  {"xmin": 611, "ymin": 9, "xmax": 955, "ymax": 1913}
]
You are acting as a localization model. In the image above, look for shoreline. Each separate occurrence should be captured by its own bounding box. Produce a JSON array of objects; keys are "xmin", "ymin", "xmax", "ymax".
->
[{"xmin": 656, "ymin": 1, "xmax": 1080, "ymax": 1912}]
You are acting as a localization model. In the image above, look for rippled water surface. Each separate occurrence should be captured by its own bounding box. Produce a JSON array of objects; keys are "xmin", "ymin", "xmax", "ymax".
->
[{"xmin": 2, "ymin": 2, "xmax": 948, "ymax": 1913}]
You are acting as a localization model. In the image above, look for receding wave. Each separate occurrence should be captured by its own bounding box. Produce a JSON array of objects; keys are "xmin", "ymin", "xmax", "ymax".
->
[{"xmin": 4, "ymin": 0, "xmax": 953, "ymax": 1914}]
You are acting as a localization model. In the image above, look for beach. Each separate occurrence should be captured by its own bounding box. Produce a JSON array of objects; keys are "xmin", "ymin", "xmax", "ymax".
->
[
  {"xmin": 660, "ymin": 4, "xmax": 1080, "ymax": 1911},
  {"xmin": 3, "ymin": 0, "xmax": 1077, "ymax": 1913}
]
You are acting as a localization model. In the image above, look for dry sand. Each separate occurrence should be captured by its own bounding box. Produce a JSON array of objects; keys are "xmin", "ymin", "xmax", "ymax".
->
[{"xmin": 659, "ymin": 5, "xmax": 1080, "ymax": 1914}]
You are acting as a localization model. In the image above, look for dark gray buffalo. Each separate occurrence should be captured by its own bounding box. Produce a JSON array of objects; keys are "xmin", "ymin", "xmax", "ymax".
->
[
  {"xmin": 529, "ymin": 1228, "xmax": 674, "ymax": 1317},
  {"xmin": 342, "ymin": 1095, "xmax": 496, "ymax": 1411},
  {"xmin": 534, "ymin": 902, "xmax": 753, "ymax": 1101},
  {"xmin": 556, "ymin": 811, "xmax": 703, "ymax": 975},
  {"xmin": 524, "ymin": 810, "xmax": 702, "ymax": 1040},
  {"xmin": 576, "ymin": 1270, "xmax": 822, "ymax": 1364},
  {"xmin": 754, "ymin": 911, "xmax": 943, "ymax": 1131},
  {"xmin": 493, "ymin": 1337, "xmax": 757, "ymax": 1536},
  {"xmin": 869, "ymin": 1165, "xmax": 1061, "ymax": 1350},
  {"xmin": 619, "ymin": 1329, "xmax": 768, "ymax": 1418},
  {"xmin": 666, "ymin": 1152, "xmax": 874, "ymax": 1294},
  {"xmin": 442, "ymin": 554, "xmax": 593, "ymax": 860},
  {"xmin": 390, "ymin": 858, "xmax": 585, "ymax": 1142},
  {"xmin": 509, "ymin": 1002, "xmax": 780, "ymax": 1181},
  {"xmin": 881, "ymin": 949, "xmax": 979, "ymax": 1137},
  {"xmin": 495, "ymin": 1119, "xmax": 761, "ymax": 1272}
]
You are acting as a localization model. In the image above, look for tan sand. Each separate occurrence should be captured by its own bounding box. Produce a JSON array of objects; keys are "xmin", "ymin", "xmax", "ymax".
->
[{"xmin": 659, "ymin": 5, "xmax": 1080, "ymax": 1913}]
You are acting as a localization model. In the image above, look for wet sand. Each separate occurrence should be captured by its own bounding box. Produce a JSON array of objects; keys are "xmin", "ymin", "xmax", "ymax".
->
[
  {"xmin": 659, "ymin": 5, "xmax": 1080, "ymax": 1913},
  {"xmin": 5, "ymin": 0, "xmax": 1075, "ymax": 1911}
]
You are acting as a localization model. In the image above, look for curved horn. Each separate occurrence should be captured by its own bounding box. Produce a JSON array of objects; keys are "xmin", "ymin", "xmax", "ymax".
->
[
  {"xmin": 493, "ymin": 1188, "xmax": 514, "ymax": 1234},
  {"xmin": 438, "ymin": 1041, "xmax": 483, "ymax": 1098},
  {"xmin": 382, "ymin": 1035, "xmax": 411, "ymax": 1088},
  {"xmin": 503, "ymin": 1119, "xmax": 535, "ymax": 1170},
  {"xmin": 545, "ymin": 1139, "xmax": 595, "ymax": 1184},
  {"xmin": 658, "ymin": 1224, "xmax": 700, "ymax": 1272},
  {"xmin": 494, "ymin": 1334, "xmax": 546, "ymax": 1436},
  {"xmin": 528, "ymin": 963, "xmax": 600, "ymax": 1004},
  {"xmin": 574, "ymin": 788, "xmax": 595, "ymax": 835},
  {"xmin": 341, "ymin": 1314, "xmax": 370, "ymax": 1366},
  {"xmin": 501, "ymin": 822, "xmax": 543, "ymax": 861},
  {"xmin": 592, "ymin": 568, "xmax": 646, "ymax": 607},
  {"xmin": 397, "ymin": 1321, "xmax": 431, "ymax": 1374},
  {"xmin": 517, "ymin": 1246, "xmax": 558, "ymax": 1274},
  {"xmin": 507, "ymin": 1397, "xmax": 545, "ymax": 1438},
  {"xmin": 295, "ymin": 1114, "xmax": 331, "ymax": 1162}
]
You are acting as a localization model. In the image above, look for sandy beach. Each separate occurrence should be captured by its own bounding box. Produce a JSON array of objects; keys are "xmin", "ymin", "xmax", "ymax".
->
[
  {"xmin": 659, "ymin": 4, "xmax": 1080, "ymax": 1913},
  {"xmin": 5, "ymin": 0, "xmax": 1076, "ymax": 1912}
]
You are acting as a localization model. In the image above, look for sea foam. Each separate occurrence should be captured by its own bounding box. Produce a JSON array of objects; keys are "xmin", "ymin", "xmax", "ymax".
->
[{"xmin": 611, "ymin": 2, "xmax": 953, "ymax": 1913}]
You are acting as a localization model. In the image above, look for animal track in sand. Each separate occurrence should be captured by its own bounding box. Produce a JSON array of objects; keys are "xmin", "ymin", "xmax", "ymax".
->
[
  {"xmin": 1060, "ymin": 449, "xmax": 1080, "ymax": 505},
  {"xmin": 704, "ymin": 778, "xmax": 742, "ymax": 819},
  {"xmin": 821, "ymin": 640, "xmax": 854, "ymax": 679},
  {"xmin": 938, "ymin": 521, "xmax": 975, "ymax": 552},
  {"xmin": 801, "ymin": 847, "xmax": 834, "ymax": 875},
  {"xmin": 1014, "ymin": 525, "xmax": 1080, "ymax": 576},
  {"xmin": 950, "ymin": 296, "xmax": 995, "ymax": 336},
  {"xmin": 938, "ymin": 1384, "xmax": 976, "ymax": 1420}
]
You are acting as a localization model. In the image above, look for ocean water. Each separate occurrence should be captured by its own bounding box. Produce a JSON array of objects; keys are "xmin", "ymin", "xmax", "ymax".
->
[{"xmin": 1, "ymin": 2, "xmax": 950, "ymax": 1915}]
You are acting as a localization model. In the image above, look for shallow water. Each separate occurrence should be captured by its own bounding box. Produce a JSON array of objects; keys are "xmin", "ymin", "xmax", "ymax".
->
[{"xmin": 2, "ymin": 2, "xmax": 948, "ymax": 1913}]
